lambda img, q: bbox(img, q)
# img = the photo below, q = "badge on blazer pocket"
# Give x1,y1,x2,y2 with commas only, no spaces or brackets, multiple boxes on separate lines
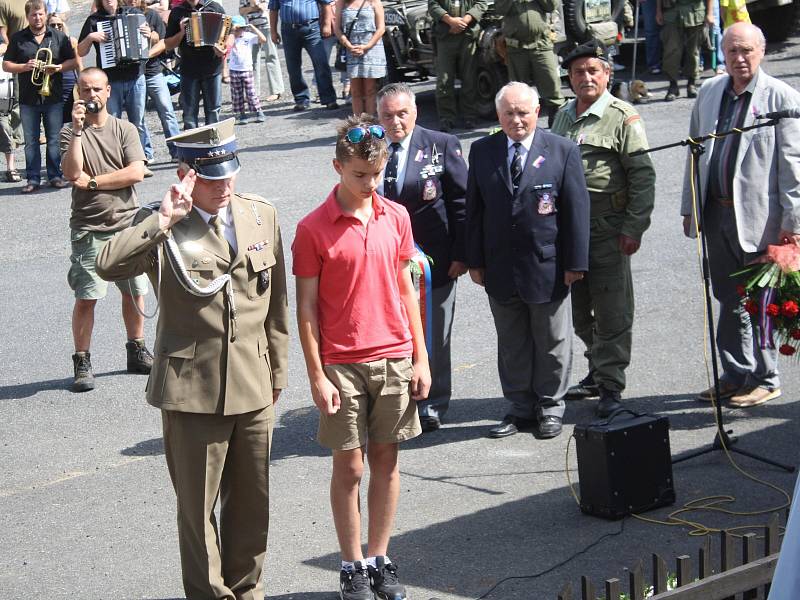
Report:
537,190,557,215
247,250,277,300
422,178,439,202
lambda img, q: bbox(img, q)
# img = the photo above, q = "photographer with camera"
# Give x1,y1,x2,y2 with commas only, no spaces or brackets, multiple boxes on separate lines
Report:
59,66,152,394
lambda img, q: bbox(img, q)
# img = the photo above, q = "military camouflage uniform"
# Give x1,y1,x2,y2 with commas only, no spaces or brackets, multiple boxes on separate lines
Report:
494,0,564,115
660,0,708,87
429,0,487,125
551,90,655,394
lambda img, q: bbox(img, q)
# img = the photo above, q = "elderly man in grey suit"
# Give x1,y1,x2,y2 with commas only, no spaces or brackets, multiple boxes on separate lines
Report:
681,22,800,408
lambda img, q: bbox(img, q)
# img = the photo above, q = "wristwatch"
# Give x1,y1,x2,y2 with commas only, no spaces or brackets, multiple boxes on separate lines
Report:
88,177,98,190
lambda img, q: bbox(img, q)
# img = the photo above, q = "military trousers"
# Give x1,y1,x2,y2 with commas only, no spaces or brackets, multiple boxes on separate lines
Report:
162,405,274,600
571,214,634,393
661,21,704,83
434,33,479,123
505,45,564,112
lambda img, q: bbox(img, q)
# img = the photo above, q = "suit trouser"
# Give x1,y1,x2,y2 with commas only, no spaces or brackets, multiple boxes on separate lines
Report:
417,279,457,419
571,215,634,393
162,405,274,600
488,293,570,419
434,33,479,123
505,45,564,112
661,20,703,83
704,200,779,389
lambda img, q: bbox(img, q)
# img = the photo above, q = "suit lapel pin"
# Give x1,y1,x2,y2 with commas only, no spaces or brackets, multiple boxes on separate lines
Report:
533,155,545,169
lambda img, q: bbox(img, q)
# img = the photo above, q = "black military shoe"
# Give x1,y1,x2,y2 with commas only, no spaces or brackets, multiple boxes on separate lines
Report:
72,352,95,393
664,80,679,102
566,373,600,400
420,415,441,433
126,339,153,374
339,561,371,600
686,80,698,98
596,388,624,418
368,557,407,600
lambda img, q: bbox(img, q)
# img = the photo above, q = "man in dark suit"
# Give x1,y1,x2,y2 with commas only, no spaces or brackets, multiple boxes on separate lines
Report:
466,81,590,439
377,82,468,433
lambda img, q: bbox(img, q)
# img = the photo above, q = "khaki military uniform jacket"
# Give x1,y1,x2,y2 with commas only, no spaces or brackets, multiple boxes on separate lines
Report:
551,90,656,241
96,193,289,416
429,0,487,39
494,0,556,49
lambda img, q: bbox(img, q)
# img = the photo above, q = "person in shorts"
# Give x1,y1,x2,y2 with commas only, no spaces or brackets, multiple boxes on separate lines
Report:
60,67,152,393
293,114,431,600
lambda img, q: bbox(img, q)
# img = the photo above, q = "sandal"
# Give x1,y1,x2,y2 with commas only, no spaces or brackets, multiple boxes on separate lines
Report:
266,93,281,101
5,169,21,183
21,183,39,193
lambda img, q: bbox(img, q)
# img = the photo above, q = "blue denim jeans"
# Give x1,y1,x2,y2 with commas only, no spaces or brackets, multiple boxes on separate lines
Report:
106,75,150,160
180,72,222,130
280,20,337,105
641,0,662,70
20,102,63,184
143,72,181,159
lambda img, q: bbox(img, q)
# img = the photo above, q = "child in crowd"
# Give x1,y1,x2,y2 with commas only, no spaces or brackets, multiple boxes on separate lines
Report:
292,115,431,600
228,15,267,124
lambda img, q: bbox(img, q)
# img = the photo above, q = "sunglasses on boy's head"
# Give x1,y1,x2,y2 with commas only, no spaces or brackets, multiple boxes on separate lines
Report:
345,125,386,144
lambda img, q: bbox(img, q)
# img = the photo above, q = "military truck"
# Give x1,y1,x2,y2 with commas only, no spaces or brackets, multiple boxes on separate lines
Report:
747,0,798,42
382,0,626,117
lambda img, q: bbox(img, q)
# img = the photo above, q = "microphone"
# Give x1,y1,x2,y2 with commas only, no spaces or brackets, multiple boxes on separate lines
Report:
755,108,800,120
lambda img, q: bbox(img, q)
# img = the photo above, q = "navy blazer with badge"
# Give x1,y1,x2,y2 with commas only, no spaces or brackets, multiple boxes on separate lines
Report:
380,126,468,288
466,129,590,304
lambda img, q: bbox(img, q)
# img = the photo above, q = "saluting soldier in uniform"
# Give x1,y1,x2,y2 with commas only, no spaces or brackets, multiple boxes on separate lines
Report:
428,0,486,131
96,118,289,600
494,0,564,124
551,41,656,417
656,0,714,100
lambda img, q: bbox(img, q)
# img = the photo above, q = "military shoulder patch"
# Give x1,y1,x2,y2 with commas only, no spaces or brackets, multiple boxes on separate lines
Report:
624,114,642,126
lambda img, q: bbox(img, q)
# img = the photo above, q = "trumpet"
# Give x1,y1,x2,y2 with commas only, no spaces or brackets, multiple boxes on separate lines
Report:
31,47,53,97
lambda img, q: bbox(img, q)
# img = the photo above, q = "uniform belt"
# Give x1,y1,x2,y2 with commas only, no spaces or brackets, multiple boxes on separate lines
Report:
289,18,318,28
589,191,621,215
716,197,734,207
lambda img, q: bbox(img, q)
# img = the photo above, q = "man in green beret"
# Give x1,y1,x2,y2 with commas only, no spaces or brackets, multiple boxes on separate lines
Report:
428,0,487,131
551,40,656,417
656,0,714,100
494,0,563,123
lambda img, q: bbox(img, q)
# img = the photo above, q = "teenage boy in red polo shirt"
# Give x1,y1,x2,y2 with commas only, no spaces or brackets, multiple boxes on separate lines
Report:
293,115,431,600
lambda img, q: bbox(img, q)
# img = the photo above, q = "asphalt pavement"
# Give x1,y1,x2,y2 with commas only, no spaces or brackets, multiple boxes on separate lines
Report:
1,5,799,599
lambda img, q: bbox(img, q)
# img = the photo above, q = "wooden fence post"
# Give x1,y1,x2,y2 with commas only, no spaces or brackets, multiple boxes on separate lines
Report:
699,535,712,580
558,581,573,600
742,532,758,600
581,575,595,600
676,555,691,588
605,578,620,600
721,530,736,600
627,561,644,600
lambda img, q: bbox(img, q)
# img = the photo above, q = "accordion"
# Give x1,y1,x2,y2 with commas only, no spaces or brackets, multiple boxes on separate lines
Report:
96,14,151,69
185,12,232,52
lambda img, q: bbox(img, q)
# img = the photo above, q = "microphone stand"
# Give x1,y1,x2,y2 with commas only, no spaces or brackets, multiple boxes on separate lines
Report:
631,119,795,472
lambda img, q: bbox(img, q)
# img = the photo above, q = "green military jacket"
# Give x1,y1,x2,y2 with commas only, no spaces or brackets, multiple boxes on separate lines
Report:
662,0,707,27
429,0,487,39
551,90,656,240
96,193,289,416
494,0,557,48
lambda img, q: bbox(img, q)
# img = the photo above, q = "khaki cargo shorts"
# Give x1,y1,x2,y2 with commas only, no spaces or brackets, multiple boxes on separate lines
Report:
318,357,422,451
68,229,149,300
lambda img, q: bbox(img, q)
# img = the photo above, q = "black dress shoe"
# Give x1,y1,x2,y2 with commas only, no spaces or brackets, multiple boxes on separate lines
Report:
489,415,536,438
566,372,600,400
420,415,441,433
596,388,623,418
538,415,563,439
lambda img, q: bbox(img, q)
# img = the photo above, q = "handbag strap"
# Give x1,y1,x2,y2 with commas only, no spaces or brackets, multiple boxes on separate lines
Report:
344,0,367,38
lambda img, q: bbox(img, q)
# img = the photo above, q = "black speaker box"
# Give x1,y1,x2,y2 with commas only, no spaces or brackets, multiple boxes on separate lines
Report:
574,412,676,520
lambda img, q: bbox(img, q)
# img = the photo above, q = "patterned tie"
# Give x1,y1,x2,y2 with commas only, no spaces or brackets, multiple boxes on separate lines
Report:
510,142,523,190
384,142,402,198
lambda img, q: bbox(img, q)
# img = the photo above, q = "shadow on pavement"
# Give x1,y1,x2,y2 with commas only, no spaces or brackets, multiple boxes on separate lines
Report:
0,370,127,400
121,437,165,457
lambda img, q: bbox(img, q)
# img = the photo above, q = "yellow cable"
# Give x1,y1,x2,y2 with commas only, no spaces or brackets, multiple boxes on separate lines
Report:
564,145,791,538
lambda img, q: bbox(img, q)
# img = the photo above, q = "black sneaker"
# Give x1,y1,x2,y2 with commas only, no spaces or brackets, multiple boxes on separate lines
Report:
72,352,95,392
126,340,153,374
368,557,407,600
566,372,600,399
340,561,371,600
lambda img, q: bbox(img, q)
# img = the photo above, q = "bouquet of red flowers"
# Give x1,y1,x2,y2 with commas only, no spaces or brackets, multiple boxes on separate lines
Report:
736,243,800,356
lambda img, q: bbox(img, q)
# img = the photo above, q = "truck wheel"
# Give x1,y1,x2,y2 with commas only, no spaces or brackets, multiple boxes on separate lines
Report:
563,0,627,42
750,2,798,42
475,62,508,118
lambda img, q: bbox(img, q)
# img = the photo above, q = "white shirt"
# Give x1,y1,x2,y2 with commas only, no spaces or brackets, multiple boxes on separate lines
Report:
387,131,414,196
195,205,238,254
507,130,535,172
228,32,259,72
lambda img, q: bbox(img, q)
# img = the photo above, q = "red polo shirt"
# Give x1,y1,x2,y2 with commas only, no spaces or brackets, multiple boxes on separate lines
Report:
292,186,417,365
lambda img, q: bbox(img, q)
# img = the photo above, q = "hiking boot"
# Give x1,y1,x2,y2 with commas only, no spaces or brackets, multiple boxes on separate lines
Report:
664,80,679,102
72,352,95,392
566,372,600,399
126,339,153,374
368,557,407,600
596,388,623,418
339,561,371,600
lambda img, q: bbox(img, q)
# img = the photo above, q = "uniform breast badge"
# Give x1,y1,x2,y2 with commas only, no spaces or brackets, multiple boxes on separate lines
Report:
422,178,437,201
537,191,556,214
